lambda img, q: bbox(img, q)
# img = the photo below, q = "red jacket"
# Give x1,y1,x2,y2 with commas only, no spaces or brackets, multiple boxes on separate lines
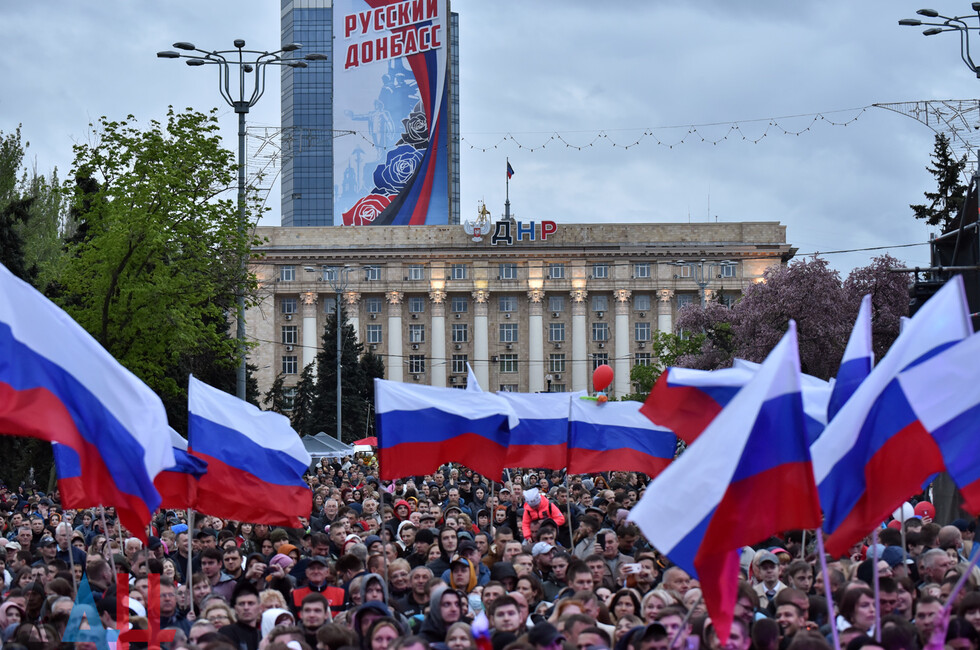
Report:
522,495,565,538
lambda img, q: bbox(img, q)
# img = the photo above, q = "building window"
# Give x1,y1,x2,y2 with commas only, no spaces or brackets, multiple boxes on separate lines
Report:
407,264,425,281
279,265,295,282
451,264,468,280
323,297,337,314
592,263,608,279
634,262,650,278
678,265,692,278
452,296,468,313
550,383,566,393
634,294,651,312
366,297,382,314
452,354,468,374
281,298,297,314
452,323,468,343
592,353,609,370
499,296,516,312
409,297,425,313
365,266,381,281
283,386,297,411
549,295,564,313
499,263,518,280
281,326,298,345
366,325,382,344
409,355,426,374
719,293,736,308
409,324,425,343
677,294,696,309
549,263,565,279
549,322,565,342
635,353,653,367
499,354,518,373
499,323,518,343
499,384,518,392
592,322,609,341
549,354,566,373
282,356,298,375
592,295,608,312
635,322,651,342
720,264,736,278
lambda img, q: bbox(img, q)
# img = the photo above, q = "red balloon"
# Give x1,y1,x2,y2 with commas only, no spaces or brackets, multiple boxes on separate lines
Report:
593,364,614,392
914,501,935,519
887,520,902,530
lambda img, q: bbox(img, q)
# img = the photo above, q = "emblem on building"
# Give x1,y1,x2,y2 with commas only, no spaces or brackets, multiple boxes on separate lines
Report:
463,201,492,242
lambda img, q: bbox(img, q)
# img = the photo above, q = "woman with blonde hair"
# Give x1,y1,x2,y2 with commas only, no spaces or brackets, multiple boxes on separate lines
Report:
641,589,677,623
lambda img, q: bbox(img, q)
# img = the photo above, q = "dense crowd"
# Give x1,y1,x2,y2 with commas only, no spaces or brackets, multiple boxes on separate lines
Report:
0,456,977,650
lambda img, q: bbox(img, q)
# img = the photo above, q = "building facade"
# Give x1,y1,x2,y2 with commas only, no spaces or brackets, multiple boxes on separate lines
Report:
246,222,794,403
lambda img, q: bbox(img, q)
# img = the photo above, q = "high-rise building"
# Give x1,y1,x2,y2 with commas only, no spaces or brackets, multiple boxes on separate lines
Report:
281,0,460,227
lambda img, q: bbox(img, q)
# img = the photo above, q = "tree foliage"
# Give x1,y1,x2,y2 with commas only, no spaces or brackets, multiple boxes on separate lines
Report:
911,133,968,231
622,330,705,401
676,256,909,379
55,108,256,407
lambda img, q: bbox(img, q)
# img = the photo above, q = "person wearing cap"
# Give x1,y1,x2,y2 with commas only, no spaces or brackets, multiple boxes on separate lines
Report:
629,622,670,650
522,488,565,542
447,555,479,593
406,528,435,569
292,556,346,615
440,540,489,588
36,535,57,564
752,551,786,609
529,621,566,650
532,541,556,578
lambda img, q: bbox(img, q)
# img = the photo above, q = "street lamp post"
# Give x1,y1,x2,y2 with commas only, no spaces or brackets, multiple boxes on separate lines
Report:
325,266,353,441
899,5,980,77
672,259,737,306
157,40,327,400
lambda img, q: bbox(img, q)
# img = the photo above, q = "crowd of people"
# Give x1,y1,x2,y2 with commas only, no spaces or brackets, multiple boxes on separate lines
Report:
0,455,977,650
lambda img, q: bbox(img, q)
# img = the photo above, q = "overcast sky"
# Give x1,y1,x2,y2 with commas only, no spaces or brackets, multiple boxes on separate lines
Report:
3,1,978,273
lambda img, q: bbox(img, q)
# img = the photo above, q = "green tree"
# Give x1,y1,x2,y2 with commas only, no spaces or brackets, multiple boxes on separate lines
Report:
55,108,257,410
911,133,968,231
621,330,705,401
264,372,289,414
291,363,319,436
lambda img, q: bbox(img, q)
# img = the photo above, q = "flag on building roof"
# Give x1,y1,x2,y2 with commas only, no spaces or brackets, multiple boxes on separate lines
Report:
375,378,517,480
507,161,515,179
187,376,312,527
568,398,676,477
629,322,821,645
827,294,874,421
812,276,972,556
0,262,173,538
501,391,584,470
154,428,208,510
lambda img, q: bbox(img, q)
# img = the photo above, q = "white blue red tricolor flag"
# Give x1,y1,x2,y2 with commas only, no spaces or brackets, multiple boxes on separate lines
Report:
568,398,676,477
827,294,874,421
501,390,586,470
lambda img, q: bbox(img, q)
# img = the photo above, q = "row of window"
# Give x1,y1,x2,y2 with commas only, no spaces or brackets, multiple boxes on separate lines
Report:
281,352,655,377
286,321,655,346
278,262,737,283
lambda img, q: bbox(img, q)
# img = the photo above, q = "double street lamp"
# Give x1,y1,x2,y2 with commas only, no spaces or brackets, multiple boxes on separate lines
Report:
157,40,327,400
900,6,980,76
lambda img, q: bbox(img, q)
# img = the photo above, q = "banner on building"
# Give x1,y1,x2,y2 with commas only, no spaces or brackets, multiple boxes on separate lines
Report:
333,0,450,226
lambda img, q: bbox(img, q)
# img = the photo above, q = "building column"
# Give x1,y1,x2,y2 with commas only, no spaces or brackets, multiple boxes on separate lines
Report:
657,289,674,335
527,289,545,393
301,291,318,372
472,289,490,390
344,291,361,343
386,291,404,382
570,288,588,392
429,290,448,388
613,289,631,399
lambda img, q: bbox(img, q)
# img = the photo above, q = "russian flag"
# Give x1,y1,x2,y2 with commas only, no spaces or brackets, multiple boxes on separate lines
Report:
155,428,208,510
501,391,585,470
567,399,676,477
0,262,173,538
629,322,821,644
894,332,980,512
827,294,874,421
187,376,312,527
812,276,972,556
375,378,518,480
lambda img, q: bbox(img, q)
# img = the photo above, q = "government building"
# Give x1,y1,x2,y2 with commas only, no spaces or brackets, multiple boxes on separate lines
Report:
246,221,794,402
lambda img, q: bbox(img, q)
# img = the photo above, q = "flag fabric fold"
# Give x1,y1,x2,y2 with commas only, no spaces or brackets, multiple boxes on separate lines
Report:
506,161,515,179
827,294,874,421
629,322,821,645
0,262,173,537
568,399,676,477
154,428,208,510
501,391,585,470
466,363,483,392
187,376,311,527
375,378,518,480
812,276,972,555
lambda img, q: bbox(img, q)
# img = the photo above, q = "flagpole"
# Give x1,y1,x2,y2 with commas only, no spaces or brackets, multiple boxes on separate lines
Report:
872,527,881,642
100,506,117,577
64,523,78,595
504,158,511,221
564,472,575,551
187,509,195,611
800,530,807,559
816,529,841,650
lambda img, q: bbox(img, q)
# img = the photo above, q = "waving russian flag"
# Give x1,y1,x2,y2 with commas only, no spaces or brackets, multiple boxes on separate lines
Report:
827,294,874,421
501,391,584,470
155,428,208,510
187,376,311,527
0,263,173,538
629,322,821,644
813,276,972,556
375,378,518,480
568,399,676,477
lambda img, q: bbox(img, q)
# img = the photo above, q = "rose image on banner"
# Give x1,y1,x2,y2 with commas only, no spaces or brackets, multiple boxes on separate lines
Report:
343,194,394,226
373,145,424,196
397,102,428,150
